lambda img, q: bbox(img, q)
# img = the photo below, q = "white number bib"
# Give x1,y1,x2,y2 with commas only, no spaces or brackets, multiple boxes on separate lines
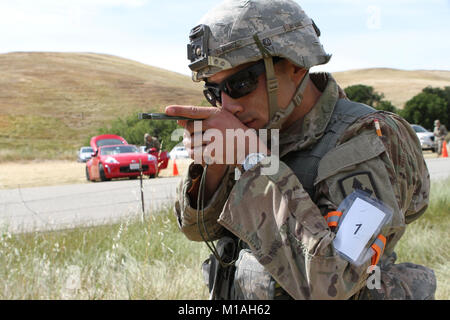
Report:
332,191,393,265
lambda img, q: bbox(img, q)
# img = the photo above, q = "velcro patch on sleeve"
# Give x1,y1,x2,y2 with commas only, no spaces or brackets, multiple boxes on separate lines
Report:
338,171,380,199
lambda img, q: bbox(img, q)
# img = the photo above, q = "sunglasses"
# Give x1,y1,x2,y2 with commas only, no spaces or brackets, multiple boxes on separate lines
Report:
203,57,281,107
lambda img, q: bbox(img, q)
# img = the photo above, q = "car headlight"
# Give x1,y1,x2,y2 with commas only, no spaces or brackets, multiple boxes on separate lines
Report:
148,154,156,161
105,157,119,164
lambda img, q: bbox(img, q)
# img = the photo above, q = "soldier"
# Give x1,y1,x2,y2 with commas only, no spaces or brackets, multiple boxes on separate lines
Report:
168,0,436,299
433,119,448,156
144,133,161,152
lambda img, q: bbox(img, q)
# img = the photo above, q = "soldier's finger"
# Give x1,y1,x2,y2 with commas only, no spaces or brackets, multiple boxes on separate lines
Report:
166,105,217,120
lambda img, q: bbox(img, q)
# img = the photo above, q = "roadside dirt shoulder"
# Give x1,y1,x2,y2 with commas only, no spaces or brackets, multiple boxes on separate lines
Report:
0,159,191,189
0,160,88,189
0,152,437,190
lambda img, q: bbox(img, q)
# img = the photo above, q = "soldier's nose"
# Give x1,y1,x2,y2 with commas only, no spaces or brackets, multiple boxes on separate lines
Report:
221,93,244,117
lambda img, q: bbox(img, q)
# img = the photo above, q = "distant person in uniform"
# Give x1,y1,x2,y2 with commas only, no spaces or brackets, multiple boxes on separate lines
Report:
433,120,448,156
144,133,161,152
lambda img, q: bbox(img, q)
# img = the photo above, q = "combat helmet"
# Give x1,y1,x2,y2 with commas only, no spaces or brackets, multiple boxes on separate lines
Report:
187,0,331,129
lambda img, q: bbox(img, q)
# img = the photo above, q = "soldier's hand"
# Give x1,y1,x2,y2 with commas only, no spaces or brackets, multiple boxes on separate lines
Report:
165,105,269,167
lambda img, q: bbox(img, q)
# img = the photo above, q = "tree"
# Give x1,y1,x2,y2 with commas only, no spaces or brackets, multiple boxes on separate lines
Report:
375,100,397,113
90,112,182,151
344,84,398,113
401,92,447,130
344,85,384,107
421,86,450,129
422,86,450,103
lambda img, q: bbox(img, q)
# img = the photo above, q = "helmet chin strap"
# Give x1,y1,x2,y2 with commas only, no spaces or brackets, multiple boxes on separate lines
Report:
253,34,310,131
265,70,309,130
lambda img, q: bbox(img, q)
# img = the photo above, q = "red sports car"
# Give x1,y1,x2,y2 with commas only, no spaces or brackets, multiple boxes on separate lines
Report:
86,144,158,181
90,134,128,153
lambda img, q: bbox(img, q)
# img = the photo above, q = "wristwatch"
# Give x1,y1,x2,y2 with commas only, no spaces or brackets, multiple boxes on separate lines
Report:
242,153,268,172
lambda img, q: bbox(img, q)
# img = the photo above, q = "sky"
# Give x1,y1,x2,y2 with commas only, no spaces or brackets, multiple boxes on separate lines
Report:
0,0,449,76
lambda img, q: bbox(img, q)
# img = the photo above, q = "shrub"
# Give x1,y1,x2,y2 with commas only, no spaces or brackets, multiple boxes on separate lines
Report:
88,111,183,151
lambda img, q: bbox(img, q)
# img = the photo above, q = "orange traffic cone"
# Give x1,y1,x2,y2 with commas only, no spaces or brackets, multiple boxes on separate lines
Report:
442,141,448,158
173,159,179,176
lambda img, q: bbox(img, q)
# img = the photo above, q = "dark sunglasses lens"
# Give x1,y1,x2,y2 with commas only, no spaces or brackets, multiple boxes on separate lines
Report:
225,72,259,99
203,60,269,104
203,88,220,107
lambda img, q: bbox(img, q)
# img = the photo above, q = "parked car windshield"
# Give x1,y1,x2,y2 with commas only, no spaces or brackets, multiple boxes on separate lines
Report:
100,146,139,155
411,125,428,133
97,139,125,147
81,147,93,153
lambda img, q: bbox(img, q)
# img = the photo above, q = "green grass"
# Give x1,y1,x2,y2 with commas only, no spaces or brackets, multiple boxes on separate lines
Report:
0,180,448,300
0,209,209,299
395,178,450,300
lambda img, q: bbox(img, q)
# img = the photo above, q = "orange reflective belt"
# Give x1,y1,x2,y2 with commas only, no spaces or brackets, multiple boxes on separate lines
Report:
370,234,386,266
324,211,343,228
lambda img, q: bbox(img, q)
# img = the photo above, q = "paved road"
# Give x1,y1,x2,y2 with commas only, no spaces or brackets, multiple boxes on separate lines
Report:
425,157,450,181
1,158,448,234
0,177,181,234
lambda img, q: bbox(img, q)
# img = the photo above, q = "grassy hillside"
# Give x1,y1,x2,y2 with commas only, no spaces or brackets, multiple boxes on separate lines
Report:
332,68,450,109
1,52,449,162
0,52,204,161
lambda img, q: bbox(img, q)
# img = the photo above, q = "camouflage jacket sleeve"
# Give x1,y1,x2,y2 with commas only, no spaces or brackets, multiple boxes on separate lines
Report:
217,112,430,300
174,163,236,241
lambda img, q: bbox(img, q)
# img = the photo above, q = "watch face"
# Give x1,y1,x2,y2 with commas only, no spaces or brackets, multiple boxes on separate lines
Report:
243,153,266,171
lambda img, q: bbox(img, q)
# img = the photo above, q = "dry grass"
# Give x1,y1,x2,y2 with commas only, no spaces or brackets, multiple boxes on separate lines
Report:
0,160,88,189
1,53,449,162
0,158,192,189
0,178,447,300
0,209,210,299
333,68,450,109
395,178,450,300
0,52,204,162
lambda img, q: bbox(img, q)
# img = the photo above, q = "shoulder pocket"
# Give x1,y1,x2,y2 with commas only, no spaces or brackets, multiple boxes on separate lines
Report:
314,131,395,209
315,132,386,184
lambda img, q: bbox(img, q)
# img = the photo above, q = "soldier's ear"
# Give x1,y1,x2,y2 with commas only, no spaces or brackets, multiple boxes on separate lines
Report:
290,64,307,87
275,59,306,89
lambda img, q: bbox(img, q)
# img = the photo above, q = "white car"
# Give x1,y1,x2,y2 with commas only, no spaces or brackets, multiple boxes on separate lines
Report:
169,145,189,159
411,124,437,152
139,146,147,153
77,146,94,162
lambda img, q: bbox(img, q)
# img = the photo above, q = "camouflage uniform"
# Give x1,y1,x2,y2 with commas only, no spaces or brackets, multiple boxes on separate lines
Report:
175,0,436,300
175,73,435,299
433,121,448,156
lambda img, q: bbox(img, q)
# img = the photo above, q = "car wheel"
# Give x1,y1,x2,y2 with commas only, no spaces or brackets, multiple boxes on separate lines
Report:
148,174,156,179
85,166,91,181
99,164,110,182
